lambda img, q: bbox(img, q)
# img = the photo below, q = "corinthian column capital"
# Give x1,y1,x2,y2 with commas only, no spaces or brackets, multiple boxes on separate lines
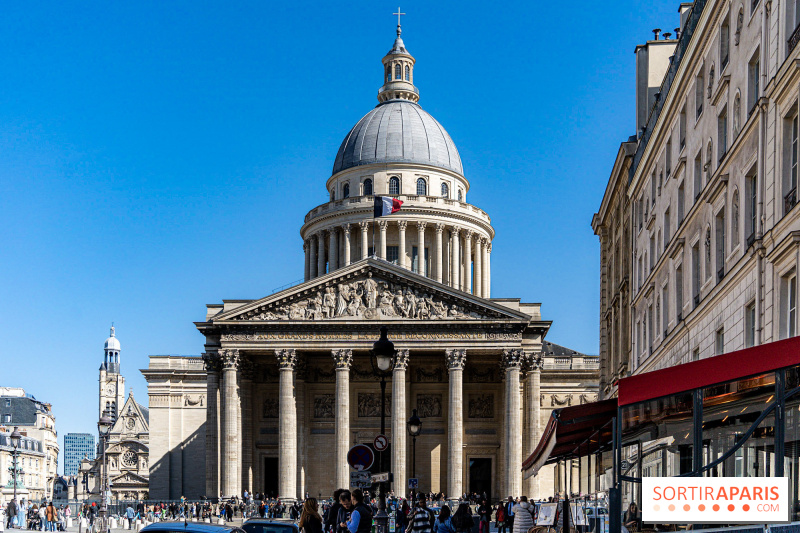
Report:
275,349,297,370
445,349,467,370
378,219,388,230
359,220,370,231
451,226,461,238
394,349,410,371
464,229,474,240
526,351,544,371
501,349,524,370
220,349,240,369
202,352,222,373
417,221,427,231
434,223,445,234
332,349,353,369
341,223,351,234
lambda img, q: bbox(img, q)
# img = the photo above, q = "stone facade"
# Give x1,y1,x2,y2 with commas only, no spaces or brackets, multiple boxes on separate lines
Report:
595,0,800,386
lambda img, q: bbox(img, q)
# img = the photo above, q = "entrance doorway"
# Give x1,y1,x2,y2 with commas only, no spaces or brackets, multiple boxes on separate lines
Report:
264,457,278,498
469,458,492,499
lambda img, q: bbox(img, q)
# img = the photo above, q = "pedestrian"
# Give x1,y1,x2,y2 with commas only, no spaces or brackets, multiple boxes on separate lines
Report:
6,499,17,529
504,498,515,533
451,503,473,533
341,490,371,533
510,498,533,533
406,493,433,533
46,502,57,532
395,500,409,533
476,499,491,533
126,505,136,530
494,502,505,533
324,490,343,533
299,498,323,533
433,505,454,533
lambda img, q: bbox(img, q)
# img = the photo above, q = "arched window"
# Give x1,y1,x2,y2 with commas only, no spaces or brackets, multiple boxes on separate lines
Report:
441,182,450,198
389,176,400,195
343,183,350,198
364,178,373,196
416,178,427,195
405,65,410,81
330,190,335,202
395,64,401,81
458,189,463,202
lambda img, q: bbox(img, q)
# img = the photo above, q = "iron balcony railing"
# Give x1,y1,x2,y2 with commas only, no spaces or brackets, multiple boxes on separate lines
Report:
717,266,725,283
630,0,709,183
694,294,700,307
785,188,797,215
747,232,756,247
789,23,800,54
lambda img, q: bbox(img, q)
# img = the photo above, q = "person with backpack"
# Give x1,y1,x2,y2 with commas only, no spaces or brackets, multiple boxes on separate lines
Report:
451,503,473,533
406,493,434,533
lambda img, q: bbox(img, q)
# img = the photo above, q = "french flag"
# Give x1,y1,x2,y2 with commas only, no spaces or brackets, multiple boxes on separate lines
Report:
374,196,403,217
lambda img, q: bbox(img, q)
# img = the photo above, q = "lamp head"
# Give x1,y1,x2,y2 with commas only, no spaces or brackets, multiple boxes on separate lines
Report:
10,426,21,448
407,409,422,437
373,326,395,372
98,415,113,436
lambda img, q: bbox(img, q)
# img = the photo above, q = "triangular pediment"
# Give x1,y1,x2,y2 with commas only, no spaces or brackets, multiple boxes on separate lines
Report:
111,471,148,485
110,394,149,435
211,258,531,323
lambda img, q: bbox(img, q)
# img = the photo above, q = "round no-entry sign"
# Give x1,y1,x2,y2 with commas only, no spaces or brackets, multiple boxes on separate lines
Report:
347,444,375,471
374,434,388,451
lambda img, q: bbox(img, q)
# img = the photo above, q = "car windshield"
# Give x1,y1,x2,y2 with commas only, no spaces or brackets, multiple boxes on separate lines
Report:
242,524,296,533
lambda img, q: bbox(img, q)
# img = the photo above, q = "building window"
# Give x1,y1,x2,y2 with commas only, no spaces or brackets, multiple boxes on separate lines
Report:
651,172,656,204
745,301,756,347
386,66,391,82
676,265,683,319
746,169,758,244
441,182,449,198
693,347,700,361
678,181,685,225
412,246,429,276
457,189,463,202
720,17,730,69
716,209,726,282
416,178,427,196
343,183,350,199
650,235,655,269
696,69,705,119
664,207,671,244
782,273,798,339
731,189,740,246
4,399,9,407
662,285,669,335
330,190,335,202
395,64,401,80
694,151,703,201
786,113,799,215
386,245,399,265
405,65,410,81
389,176,400,195
715,326,725,355
748,52,760,115
679,105,687,150
718,106,728,161
666,139,672,177
2,414,10,423
363,178,373,196
692,243,701,305
647,304,653,353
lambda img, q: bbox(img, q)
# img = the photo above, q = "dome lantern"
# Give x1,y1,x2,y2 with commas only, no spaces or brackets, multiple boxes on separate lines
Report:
378,12,419,104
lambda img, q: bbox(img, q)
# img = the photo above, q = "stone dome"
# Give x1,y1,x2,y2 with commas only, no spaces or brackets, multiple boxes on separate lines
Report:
332,100,463,176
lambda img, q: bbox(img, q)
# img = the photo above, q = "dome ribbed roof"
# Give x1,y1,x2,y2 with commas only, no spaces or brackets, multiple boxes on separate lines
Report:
332,100,463,176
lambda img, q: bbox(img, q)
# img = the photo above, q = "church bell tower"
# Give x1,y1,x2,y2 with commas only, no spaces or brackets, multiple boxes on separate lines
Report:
98,325,125,421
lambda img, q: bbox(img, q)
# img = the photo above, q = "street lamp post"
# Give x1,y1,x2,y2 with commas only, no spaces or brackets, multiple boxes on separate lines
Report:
371,326,395,533
406,410,421,497
97,416,113,533
10,427,22,505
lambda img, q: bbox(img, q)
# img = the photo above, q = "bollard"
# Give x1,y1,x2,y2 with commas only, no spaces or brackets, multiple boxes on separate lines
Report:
217,518,225,526
110,518,117,529
67,518,73,529
204,518,211,524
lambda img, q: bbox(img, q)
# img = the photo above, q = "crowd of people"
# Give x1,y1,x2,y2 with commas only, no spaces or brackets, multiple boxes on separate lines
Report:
4,500,70,531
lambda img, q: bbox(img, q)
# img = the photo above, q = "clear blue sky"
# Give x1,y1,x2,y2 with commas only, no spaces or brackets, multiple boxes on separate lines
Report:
0,1,677,472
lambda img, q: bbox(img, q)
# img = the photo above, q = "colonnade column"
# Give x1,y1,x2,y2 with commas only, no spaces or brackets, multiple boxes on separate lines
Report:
342,223,352,267
328,229,338,271
276,349,298,501
239,355,254,495
360,221,370,259
379,220,388,260
398,220,407,269
417,222,427,275
203,353,222,499
524,352,543,498
309,236,317,279
474,238,483,297
304,242,310,282
317,232,326,276
391,350,410,496
220,348,241,499
464,230,473,293
435,223,444,283
486,243,492,297
446,349,467,499
450,227,461,290
333,349,353,489
502,349,523,498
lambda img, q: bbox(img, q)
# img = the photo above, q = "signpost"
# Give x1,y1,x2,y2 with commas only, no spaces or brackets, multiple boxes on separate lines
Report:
408,478,418,489
370,472,393,484
350,471,372,489
347,444,375,472
374,434,389,452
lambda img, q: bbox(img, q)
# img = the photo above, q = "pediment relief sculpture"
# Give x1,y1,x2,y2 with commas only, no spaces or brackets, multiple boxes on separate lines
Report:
224,272,499,322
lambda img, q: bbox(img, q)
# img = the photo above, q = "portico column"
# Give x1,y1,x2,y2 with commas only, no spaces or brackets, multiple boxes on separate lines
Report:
464,230,473,293
450,227,461,290
417,222,427,275
317,231,326,276
239,355,254,495
524,352,544,498
328,228,338,271
379,220,388,260
202,353,221,499
276,349,298,501
220,348,241,499
446,349,467,499
435,223,444,283
474,238,483,297
333,349,353,489
391,350,410,495
342,223,352,267
502,349,523,498
486,243,492,297
360,221,370,259
309,236,318,279
304,242,310,282
398,220,408,269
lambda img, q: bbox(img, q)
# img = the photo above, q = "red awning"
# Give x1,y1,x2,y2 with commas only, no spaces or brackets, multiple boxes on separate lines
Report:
618,335,800,407
521,398,617,477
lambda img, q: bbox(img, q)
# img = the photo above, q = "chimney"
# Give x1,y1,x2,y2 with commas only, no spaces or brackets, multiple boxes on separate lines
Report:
653,28,661,40
675,27,681,40
635,37,678,133
679,3,693,33
663,32,672,39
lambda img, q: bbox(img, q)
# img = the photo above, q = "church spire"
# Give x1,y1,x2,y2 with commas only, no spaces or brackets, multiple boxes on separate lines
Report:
378,8,419,104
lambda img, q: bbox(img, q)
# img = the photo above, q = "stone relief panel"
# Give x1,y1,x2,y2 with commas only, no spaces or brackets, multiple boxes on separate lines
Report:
468,394,494,419
550,394,572,407
416,394,442,418
226,271,498,321
183,394,205,407
314,394,335,419
262,397,279,418
579,393,597,405
357,393,392,417
466,367,497,383
414,366,444,383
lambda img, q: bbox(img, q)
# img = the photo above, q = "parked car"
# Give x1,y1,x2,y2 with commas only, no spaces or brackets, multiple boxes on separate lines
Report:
242,518,301,533
141,523,245,533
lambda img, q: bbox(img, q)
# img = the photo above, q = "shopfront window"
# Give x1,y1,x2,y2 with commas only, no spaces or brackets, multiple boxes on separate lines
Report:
785,365,800,521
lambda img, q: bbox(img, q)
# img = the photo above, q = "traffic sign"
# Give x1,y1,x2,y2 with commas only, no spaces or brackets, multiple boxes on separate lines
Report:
370,472,393,483
620,460,630,471
374,434,389,451
408,478,418,489
350,471,371,489
347,444,375,471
